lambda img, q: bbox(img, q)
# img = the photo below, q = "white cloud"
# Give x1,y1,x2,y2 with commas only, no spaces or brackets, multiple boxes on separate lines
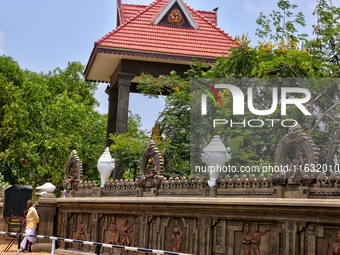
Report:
0,30,5,55
242,0,271,14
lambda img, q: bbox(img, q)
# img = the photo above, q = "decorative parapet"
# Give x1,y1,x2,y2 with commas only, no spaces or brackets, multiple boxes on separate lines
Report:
78,181,97,191
73,174,281,198
308,172,340,197
104,179,138,191
216,174,273,189
315,172,340,188
72,172,340,198
159,176,207,190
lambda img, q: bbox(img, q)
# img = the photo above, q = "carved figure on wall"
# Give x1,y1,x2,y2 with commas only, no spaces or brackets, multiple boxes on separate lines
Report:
274,124,319,185
242,223,252,255
326,230,340,255
289,149,305,179
108,216,119,254
172,219,182,252
63,150,83,191
76,216,85,250
68,167,78,189
137,139,164,187
120,219,130,255
147,161,157,179
251,222,270,255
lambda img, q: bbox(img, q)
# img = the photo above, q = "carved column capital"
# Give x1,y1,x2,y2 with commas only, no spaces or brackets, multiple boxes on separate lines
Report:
105,85,118,97
112,72,135,87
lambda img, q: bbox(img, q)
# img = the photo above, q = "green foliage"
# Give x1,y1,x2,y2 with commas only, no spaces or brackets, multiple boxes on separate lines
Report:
309,0,340,74
109,112,149,180
134,0,340,175
0,56,106,190
138,71,191,176
255,0,307,42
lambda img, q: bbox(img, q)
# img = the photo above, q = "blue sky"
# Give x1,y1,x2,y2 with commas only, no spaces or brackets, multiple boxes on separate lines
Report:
1,0,338,130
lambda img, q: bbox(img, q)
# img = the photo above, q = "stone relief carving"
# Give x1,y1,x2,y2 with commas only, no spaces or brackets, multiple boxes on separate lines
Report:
289,149,305,179
76,216,85,250
242,223,252,255
172,219,183,252
326,230,340,255
120,219,130,255
107,216,119,254
251,222,270,255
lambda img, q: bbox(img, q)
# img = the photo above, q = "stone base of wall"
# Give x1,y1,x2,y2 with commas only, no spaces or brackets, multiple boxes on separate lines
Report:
32,243,55,253
54,247,98,255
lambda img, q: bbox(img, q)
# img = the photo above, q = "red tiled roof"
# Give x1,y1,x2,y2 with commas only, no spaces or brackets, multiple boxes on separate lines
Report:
196,10,217,25
97,0,237,59
121,3,217,25
121,4,148,23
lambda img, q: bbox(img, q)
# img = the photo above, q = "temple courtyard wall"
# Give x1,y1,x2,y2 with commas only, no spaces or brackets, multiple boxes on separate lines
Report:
29,184,340,255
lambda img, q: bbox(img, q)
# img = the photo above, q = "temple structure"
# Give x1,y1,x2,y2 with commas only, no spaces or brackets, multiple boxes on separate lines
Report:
84,0,237,147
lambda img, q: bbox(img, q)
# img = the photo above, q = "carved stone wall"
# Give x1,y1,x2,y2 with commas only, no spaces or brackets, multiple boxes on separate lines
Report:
52,197,340,255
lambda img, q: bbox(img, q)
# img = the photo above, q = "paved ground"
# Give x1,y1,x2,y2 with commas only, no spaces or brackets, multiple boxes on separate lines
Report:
0,244,51,254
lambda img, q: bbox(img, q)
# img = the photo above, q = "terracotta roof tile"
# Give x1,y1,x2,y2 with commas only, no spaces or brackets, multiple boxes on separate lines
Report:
97,0,237,58
196,10,217,25
121,4,148,22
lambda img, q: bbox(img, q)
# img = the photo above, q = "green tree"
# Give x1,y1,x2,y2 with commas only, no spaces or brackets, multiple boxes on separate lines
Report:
95,0,340,180
0,56,107,189
138,71,190,176
137,0,340,173
201,0,340,166
109,112,149,180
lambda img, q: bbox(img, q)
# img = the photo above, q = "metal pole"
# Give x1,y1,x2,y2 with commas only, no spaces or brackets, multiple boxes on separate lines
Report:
17,235,21,255
96,245,101,255
51,239,56,255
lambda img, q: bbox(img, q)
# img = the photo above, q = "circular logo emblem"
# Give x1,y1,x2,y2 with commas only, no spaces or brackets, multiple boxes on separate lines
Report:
168,8,183,24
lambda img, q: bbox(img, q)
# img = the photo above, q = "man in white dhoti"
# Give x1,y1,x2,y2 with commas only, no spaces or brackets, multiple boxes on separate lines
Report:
20,200,39,253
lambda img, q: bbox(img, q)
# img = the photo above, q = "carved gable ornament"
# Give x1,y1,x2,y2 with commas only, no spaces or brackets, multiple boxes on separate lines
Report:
138,139,164,186
63,150,83,191
152,0,199,29
274,124,319,183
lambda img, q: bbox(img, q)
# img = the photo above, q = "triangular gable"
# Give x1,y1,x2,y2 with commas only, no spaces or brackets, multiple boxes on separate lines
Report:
152,0,199,29
117,0,124,26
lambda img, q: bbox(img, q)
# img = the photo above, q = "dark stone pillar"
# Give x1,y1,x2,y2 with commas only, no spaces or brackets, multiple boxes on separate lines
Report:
105,86,118,148
107,72,135,180
106,72,135,148
116,72,135,134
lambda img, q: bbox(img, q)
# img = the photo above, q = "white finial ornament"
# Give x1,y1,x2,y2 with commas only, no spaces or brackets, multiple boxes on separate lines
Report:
36,182,56,197
202,135,232,188
97,147,115,187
